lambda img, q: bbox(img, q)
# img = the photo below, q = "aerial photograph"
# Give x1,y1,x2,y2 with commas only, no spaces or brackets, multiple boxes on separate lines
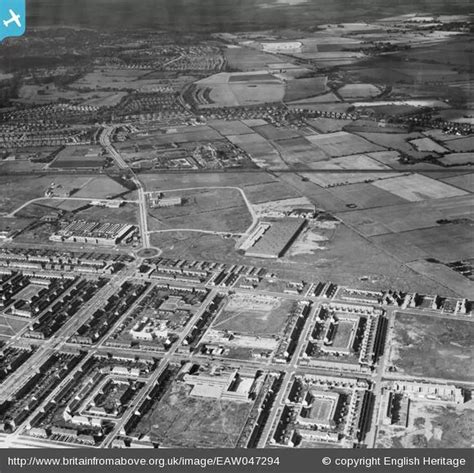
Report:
0,0,472,456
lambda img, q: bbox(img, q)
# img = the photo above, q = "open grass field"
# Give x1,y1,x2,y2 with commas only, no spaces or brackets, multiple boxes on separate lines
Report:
338,83,381,100
148,188,252,233
212,294,293,336
439,153,474,166
372,174,467,202
331,320,356,350
0,175,93,214
146,382,252,447
196,72,285,107
336,194,474,236
305,132,384,157
389,312,474,382
0,314,30,337
70,68,159,91
376,401,474,448
70,176,132,199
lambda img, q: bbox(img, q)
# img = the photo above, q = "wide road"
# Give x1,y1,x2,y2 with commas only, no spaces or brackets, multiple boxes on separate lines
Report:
100,126,151,249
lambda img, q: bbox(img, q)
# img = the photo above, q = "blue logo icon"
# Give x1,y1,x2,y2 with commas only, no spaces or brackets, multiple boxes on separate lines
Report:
1,0,25,41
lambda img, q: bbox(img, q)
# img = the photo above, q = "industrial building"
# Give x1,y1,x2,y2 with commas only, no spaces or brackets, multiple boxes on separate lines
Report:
245,218,306,259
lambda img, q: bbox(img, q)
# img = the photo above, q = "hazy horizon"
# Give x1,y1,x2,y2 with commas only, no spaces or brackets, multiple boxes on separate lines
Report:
27,0,472,32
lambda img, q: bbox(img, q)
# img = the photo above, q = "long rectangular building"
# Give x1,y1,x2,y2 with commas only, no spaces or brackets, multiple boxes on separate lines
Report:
245,218,306,259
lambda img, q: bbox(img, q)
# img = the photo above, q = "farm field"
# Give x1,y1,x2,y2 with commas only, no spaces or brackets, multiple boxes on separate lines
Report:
336,194,474,236
283,76,328,102
288,92,341,105
444,136,474,153
389,313,474,382
242,181,302,204
300,154,397,187
438,153,474,166
212,294,293,336
305,131,384,157
372,174,468,202
226,133,285,168
224,46,290,71
370,224,473,263
273,137,328,166
208,119,254,136
147,188,252,233
143,382,252,447
327,182,407,209
306,117,353,133
49,145,107,169
140,172,276,192
355,132,433,161
441,173,474,193
376,401,474,449
409,137,448,154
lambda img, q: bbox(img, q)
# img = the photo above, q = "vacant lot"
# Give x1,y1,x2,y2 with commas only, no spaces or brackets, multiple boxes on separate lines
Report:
377,401,474,449
389,313,474,382
146,382,252,447
373,174,467,202
212,294,293,336
148,188,252,233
